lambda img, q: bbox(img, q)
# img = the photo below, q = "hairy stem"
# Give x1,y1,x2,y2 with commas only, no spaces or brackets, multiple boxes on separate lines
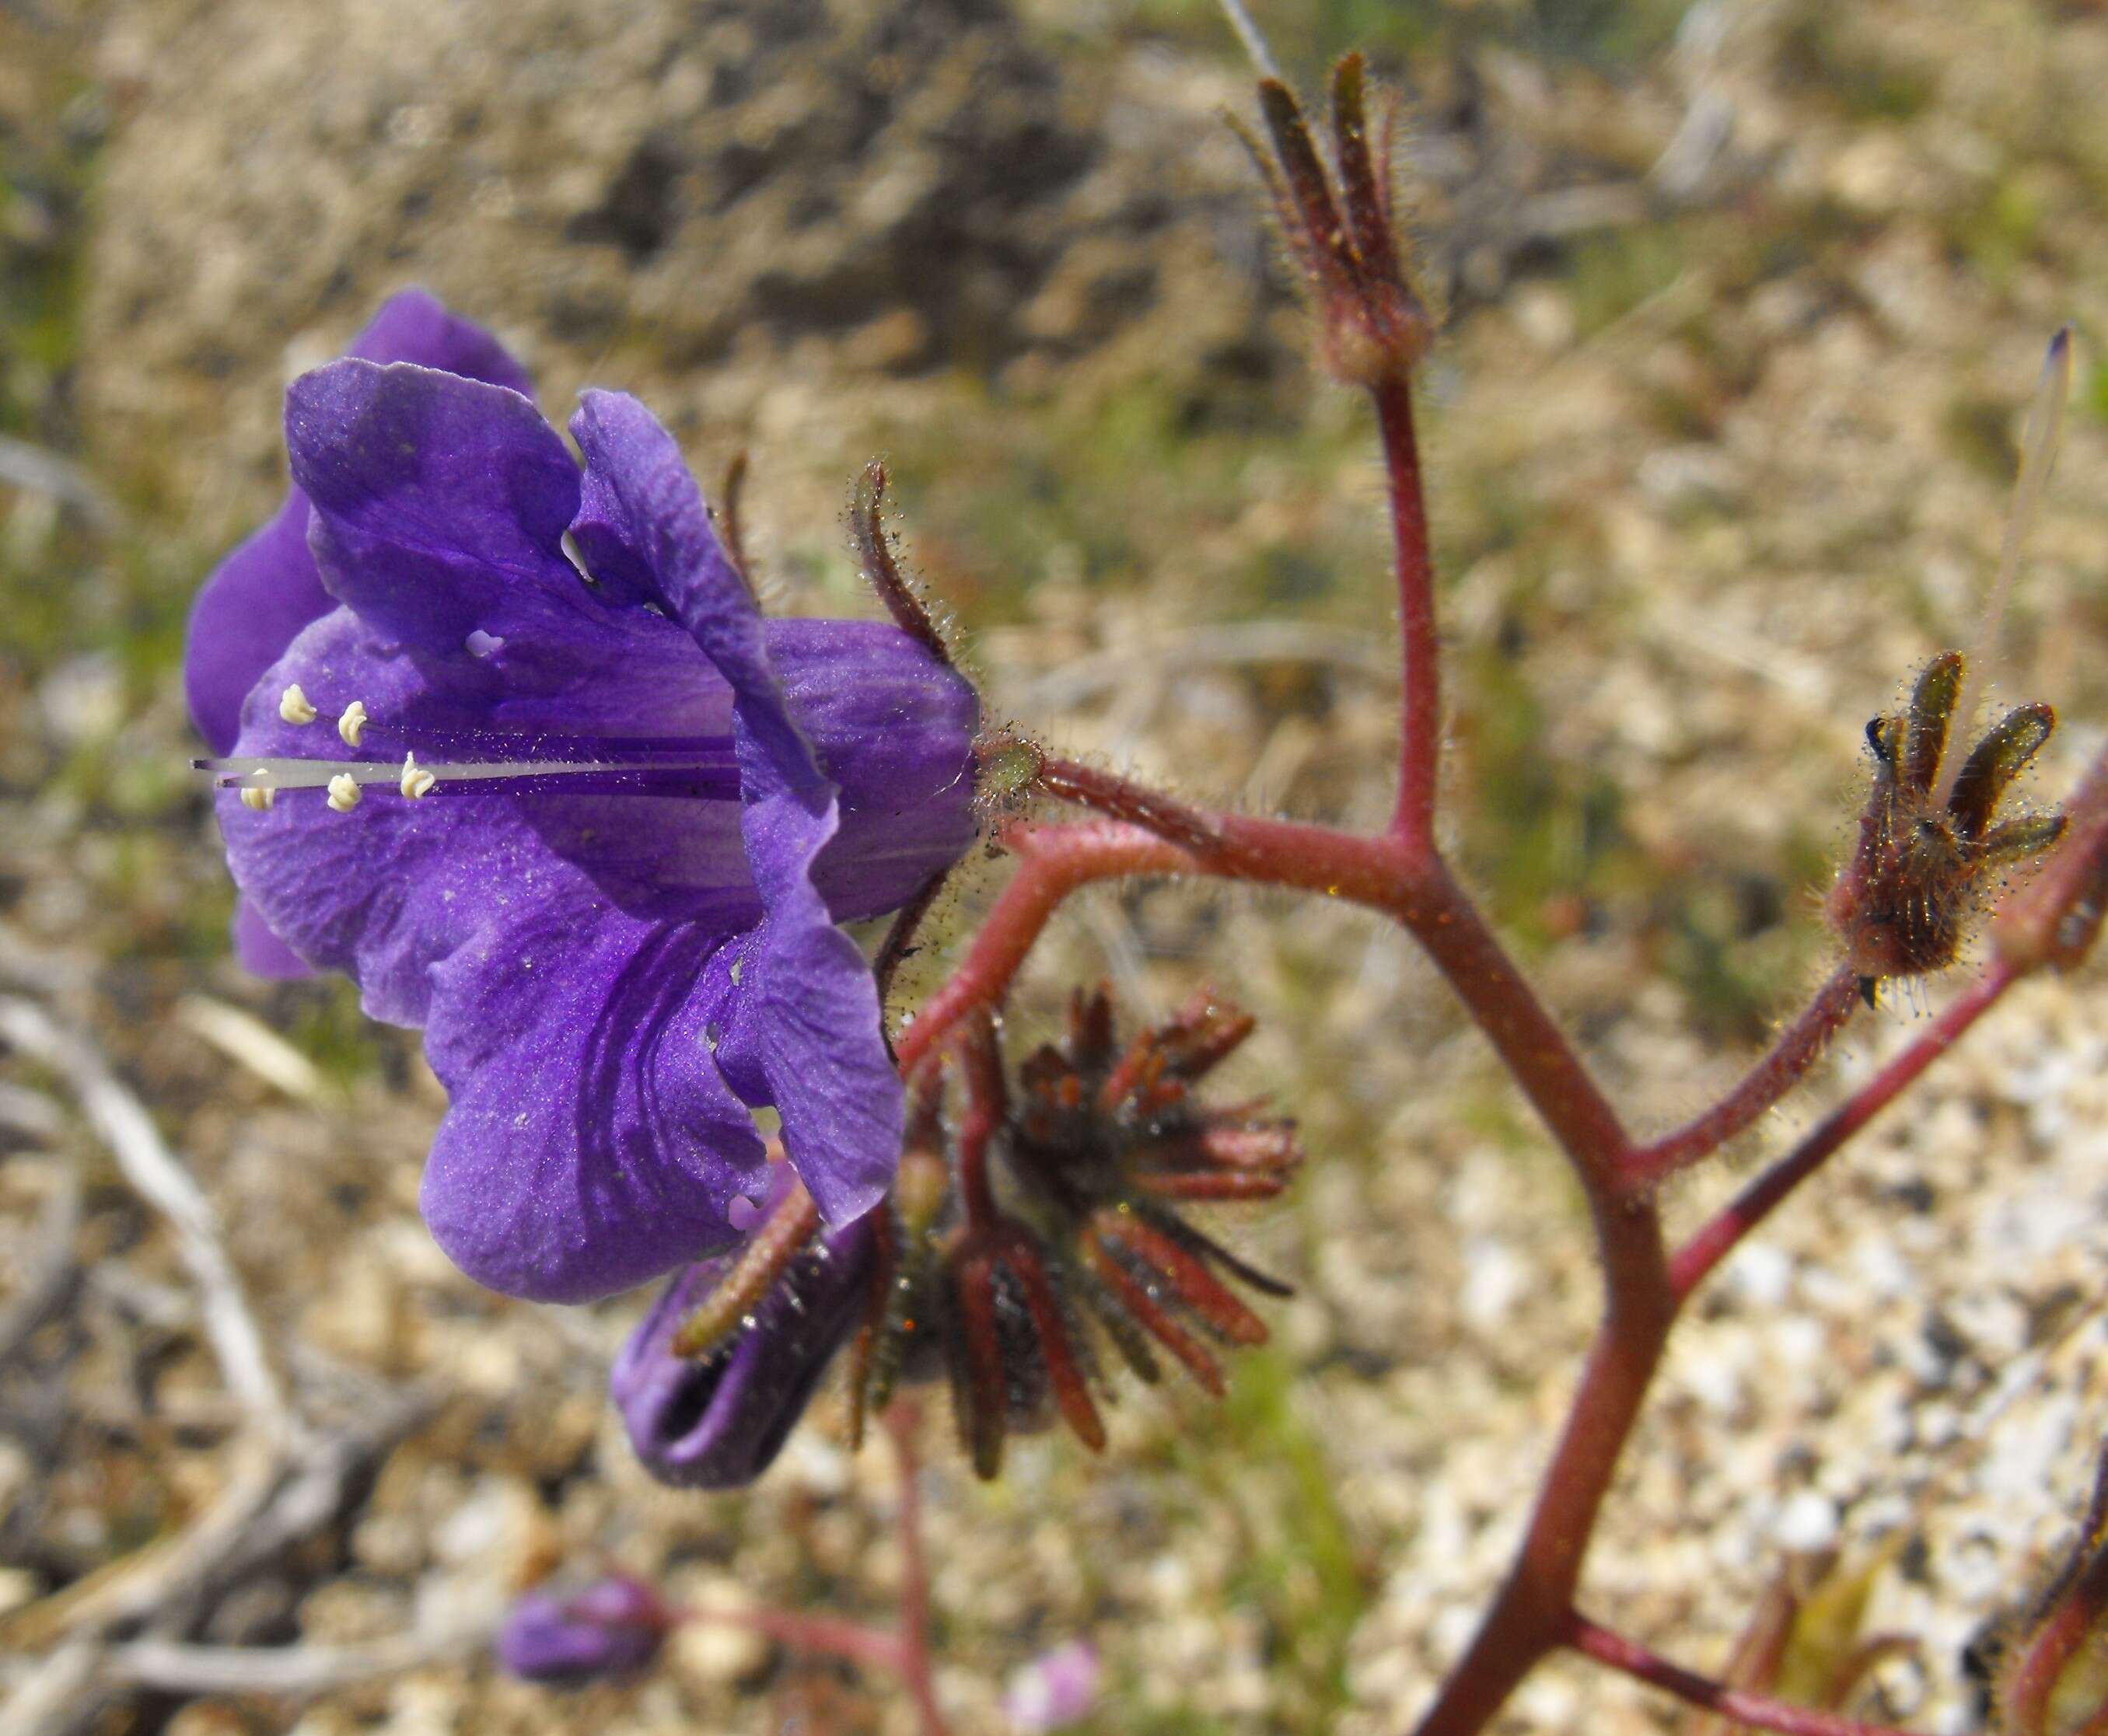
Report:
904,812,1628,1186
1670,959,2020,1301
876,868,953,1018
1564,1615,1917,1736
1413,1203,1674,1736
1622,967,1862,1190
895,823,1188,1074
1035,754,1223,855
1376,375,1442,850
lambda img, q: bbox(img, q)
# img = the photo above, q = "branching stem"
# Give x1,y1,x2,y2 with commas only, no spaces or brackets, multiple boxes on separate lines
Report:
1564,1615,1917,1736
1669,958,2019,1301
885,84,2091,1735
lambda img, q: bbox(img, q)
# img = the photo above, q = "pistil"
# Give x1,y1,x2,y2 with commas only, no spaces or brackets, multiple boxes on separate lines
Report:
196,715,744,809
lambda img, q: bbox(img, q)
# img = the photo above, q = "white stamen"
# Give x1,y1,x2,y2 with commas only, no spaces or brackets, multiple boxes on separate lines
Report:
400,752,437,800
278,683,318,725
239,785,274,812
327,774,362,812
198,754,719,791
337,700,369,748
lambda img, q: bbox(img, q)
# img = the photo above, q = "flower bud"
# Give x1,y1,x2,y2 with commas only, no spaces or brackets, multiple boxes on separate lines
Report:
612,1214,876,1488
495,1575,671,1687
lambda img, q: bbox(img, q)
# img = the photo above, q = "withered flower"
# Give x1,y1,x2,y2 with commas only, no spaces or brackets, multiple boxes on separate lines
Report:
852,990,1303,1479
1236,54,1433,386
615,988,1303,1486
1828,650,2064,1004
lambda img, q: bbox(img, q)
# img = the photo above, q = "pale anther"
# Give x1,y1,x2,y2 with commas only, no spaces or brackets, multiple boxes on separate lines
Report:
400,752,437,800
278,683,318,725
239,785,274,812
337,700,369,748
327,774,362,812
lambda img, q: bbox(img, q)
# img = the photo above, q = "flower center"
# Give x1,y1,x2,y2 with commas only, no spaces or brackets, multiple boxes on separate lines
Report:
196,685,741,813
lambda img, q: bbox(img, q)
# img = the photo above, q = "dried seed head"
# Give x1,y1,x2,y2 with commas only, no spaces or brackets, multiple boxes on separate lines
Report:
848,990,1303,1479
1827,651,2064,998
1235,56,1435,386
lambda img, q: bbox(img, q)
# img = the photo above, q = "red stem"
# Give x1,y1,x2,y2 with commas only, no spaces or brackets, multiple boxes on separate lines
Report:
1622,967,1862,1191
1669,959,2019,1301
720,1605,907,1676
896,823,1187,1074
1413,1203,1675,1736
708,1403,950,1735
1376,375,1441,849
902,814,1630,1189
1035,754,1223,855
885,1400,951,1736
1564,1614,1917,1736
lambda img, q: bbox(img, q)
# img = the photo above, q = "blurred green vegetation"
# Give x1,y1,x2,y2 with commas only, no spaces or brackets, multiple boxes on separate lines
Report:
1094,1345,1371,1732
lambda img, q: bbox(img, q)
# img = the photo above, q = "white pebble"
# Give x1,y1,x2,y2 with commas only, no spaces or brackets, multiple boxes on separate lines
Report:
1774,1489,1839,1553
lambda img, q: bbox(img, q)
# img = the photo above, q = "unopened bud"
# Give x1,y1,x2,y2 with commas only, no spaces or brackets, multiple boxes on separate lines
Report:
495,1575,671,1687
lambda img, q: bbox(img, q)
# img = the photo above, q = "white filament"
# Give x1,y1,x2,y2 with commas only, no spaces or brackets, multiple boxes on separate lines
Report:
200,754,712,791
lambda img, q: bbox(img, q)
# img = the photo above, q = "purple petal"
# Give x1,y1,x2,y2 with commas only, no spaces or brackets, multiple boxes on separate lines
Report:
768,619,980,922
704,833,903,1228
568,393,905,1226
186,494,332,756
611,1214,876,1487
568,391,828,806
230,896,313,980
290,361,593,654
348,287,533,400
1005,1641,1103,1732
184,292,531,754
418,910,767,1303
224,620,776,1302
219,608,753,1025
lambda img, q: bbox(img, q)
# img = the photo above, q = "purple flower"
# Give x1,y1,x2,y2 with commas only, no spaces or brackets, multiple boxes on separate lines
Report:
612,1205,876,1487
495,1575,671,1686
187,292,978,1304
